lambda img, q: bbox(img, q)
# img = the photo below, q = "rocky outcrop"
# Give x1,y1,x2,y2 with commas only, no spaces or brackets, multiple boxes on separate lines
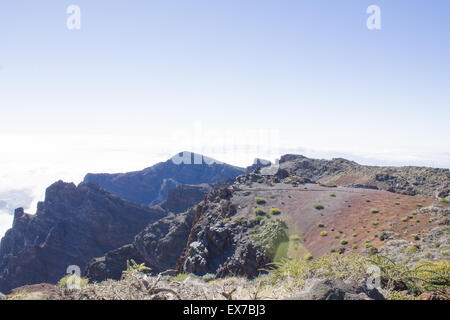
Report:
84,152,245,206
379,206,450,266
85,178,239,282
287,279,386,300
176,188,271,278
85,208,197,282
159,184,211,214
0,181,167,293
279,155,450,197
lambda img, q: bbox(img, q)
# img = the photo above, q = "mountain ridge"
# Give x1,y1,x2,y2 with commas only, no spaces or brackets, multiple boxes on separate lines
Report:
83,151,246,206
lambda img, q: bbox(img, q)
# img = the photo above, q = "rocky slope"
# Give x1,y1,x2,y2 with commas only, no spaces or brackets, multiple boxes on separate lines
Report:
84,152,245,206
2,153,449,298
0,181,167,293
278,155,449,197
85,184,219,282
84,155,449,283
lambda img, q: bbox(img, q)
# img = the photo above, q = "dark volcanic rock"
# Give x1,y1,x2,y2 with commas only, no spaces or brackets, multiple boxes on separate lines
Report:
84,152,245,206
279,155,450,197
85,244,146,282
159,184,211,214
176,188,270,278
0,181,166,293
85,178,237,282
86,208,197,281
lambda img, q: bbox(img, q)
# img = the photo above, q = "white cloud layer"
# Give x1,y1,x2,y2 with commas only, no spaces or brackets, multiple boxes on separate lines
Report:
0,131,448,239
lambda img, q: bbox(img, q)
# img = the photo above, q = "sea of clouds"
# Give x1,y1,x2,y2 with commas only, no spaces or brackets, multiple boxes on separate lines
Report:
0,131,448,239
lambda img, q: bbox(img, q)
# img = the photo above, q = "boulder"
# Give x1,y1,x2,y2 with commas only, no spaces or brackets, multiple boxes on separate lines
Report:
287,279,385,300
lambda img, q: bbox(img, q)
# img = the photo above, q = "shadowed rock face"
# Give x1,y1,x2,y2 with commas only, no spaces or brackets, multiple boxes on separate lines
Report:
176,187,271,279
0,181,167,293
85,208,197,282
159,184,211,214
84,152,245,206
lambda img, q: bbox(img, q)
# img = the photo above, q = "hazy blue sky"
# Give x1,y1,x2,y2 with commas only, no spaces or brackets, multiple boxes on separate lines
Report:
0,1,449,235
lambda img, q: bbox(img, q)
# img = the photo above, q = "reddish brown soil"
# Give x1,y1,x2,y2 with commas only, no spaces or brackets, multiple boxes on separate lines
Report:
231,183,438,258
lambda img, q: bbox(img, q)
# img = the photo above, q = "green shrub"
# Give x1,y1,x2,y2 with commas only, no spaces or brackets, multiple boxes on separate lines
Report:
254,208,267,216
401,216,409,222
439,198,449,204
365,243,372,248
234,217,245,225
202,273,216,282
352,233,357,237
340,239,348,245
267,254,450,298
251,219,289,258
368,256,450,296
58,274,89,289
352,244,358,249
222,218,230,224
320,182,337,188
416,203,423,208
172,273,190,282
329,193,336,197
290,235,300,241
254,197,267,204
122,259,151,279
370,208,380,214
320,231,328,237
366,199,371,203
304,253,313,261
253,216,264,224
404,245,420,254
314,204,324,210
270,208,281,215
316,222,325,228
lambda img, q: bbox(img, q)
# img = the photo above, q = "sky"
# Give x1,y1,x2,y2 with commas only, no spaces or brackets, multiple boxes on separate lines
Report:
0,1,449,236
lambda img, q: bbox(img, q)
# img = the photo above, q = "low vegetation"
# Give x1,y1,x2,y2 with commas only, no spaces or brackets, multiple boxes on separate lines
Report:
254,208,266,216
270,208,281,215
58,274,89,290
266,254,450,299
251,219,289,258
254,197,267,205
320,182,337,188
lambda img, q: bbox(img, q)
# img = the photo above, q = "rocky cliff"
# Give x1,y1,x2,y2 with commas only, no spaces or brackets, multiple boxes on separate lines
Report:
0,181,166,293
